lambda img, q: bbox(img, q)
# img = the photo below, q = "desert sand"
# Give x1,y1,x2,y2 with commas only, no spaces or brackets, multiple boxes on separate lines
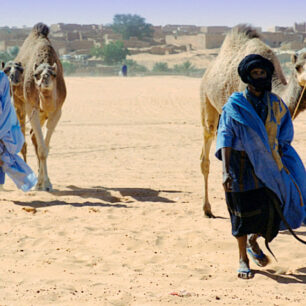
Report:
0,76,305,305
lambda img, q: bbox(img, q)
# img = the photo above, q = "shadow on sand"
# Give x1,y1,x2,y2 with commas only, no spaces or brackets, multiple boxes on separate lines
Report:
255,267,306,284
13,185,184,208
13,200,129,209
279,227,306,237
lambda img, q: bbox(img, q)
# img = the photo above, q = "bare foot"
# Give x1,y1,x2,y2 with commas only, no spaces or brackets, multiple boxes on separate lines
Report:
238,259,254,279
247,234,269,267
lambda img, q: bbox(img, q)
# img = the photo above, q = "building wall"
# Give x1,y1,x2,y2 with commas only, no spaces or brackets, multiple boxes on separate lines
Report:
165,33,225,49
203,33,226,48
165,34,200,48
261,32,303,47
294,22,306,33
200,26,230,33
0,41,6,51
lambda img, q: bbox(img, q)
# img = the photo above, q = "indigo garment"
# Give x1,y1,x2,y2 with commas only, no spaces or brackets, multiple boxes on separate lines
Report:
226,188,281,240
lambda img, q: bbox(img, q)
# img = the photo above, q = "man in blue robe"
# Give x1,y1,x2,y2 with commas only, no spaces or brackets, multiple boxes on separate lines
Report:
0,70,37,191
215,54,306,279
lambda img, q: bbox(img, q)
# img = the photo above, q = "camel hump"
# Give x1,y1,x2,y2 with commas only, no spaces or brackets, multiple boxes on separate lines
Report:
32,23,50,38
233,24,261,39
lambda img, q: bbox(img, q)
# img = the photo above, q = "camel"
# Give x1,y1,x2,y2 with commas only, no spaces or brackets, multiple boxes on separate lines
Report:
4,23,66,191
1,61,27,161
200,25,306,218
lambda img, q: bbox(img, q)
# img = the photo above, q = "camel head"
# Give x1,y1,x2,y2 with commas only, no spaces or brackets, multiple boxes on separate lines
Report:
2,61,24,86
33,62,57,90
291,52,306,87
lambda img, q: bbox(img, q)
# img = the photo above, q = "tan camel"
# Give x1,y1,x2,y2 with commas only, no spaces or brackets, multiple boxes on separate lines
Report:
200,25,306,217
1,61,27,161
5,23,66,191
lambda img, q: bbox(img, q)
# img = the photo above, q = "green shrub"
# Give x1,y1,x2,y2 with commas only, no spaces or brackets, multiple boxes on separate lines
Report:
125,59,147,73
61,61,76,75
152,62,169,72
173,60,196,73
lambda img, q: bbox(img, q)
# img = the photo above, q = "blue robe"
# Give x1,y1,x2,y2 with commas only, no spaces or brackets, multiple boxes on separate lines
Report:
216,91,306,230
0,71,37,191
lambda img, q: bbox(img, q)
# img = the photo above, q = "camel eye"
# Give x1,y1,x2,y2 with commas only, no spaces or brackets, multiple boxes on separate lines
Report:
295,65,302,73
3,67,11,74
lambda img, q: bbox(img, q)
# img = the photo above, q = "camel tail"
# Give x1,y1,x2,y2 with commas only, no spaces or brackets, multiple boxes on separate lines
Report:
32,23,50,38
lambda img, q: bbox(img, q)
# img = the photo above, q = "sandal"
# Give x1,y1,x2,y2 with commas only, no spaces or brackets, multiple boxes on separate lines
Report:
247,247,269,267
237,267,254,279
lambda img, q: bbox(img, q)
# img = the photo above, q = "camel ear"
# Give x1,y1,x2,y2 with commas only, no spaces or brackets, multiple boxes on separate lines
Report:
1,62,4,69
291,54,297,64
52,62,57,73
33,63,38,71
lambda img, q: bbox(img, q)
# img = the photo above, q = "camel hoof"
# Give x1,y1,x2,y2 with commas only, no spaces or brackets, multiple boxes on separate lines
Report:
204,211,216,218
35,182,53,191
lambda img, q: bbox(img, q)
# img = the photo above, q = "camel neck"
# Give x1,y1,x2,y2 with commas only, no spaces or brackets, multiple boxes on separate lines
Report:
273,74,304,117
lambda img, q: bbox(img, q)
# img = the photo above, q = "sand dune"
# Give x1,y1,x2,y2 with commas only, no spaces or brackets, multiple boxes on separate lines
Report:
0,76,305,305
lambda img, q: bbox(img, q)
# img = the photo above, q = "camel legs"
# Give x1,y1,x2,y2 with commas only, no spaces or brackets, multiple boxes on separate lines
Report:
26,103,51,191
31,108,62,190
14,97,27,162
200,97,219,217
44,108,61,149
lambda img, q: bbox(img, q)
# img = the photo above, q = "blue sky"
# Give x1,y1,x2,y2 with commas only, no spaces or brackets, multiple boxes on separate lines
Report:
1,0,305,30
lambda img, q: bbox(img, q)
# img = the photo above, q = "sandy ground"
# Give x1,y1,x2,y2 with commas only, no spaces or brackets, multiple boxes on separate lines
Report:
128,49,218,69
0,76,305,305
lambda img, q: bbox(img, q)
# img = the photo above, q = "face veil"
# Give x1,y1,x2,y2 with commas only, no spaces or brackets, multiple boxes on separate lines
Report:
238,54,275,92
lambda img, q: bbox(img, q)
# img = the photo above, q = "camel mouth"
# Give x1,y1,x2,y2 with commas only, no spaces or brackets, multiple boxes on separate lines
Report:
39,86,53,93
10,80,22,86
38,81,52,89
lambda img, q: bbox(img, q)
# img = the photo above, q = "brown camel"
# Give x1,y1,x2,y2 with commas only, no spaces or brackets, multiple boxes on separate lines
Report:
3,23,66,191
1,61,27,161
200,25,306,217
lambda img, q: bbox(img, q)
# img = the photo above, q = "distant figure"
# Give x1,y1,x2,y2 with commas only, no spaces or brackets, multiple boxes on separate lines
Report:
121,64,128,77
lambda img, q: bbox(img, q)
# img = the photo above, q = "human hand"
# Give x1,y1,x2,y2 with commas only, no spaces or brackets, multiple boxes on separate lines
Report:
222,172,233,192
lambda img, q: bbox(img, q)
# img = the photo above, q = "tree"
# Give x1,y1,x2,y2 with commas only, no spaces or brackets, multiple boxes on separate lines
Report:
0,46,20,63
90,46,104,58
0,51,12,63
102,41,129,65
111,14,153,40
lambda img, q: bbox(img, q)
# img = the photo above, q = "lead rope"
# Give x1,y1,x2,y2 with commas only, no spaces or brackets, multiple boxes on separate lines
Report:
268,191,306,245
292,85,306,120
264,190,306,262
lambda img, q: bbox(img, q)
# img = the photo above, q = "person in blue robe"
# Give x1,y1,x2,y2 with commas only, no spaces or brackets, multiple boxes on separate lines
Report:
215,54,306,279
0,71,37,191
121,64,127,77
